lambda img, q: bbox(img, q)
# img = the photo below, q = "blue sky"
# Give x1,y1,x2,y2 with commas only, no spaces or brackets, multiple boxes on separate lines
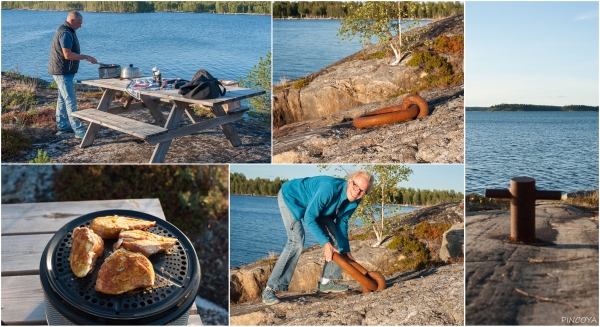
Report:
466,1,599,107
230,164,465,192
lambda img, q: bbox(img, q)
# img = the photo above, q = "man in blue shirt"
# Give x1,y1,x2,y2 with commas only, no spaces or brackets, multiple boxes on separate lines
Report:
262,170,374,305
48,11,97,138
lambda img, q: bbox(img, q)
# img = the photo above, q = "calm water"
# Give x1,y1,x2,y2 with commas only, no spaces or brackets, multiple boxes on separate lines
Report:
466,111,599,194
273,19,430,84
230,194,417,267
1,10,270,82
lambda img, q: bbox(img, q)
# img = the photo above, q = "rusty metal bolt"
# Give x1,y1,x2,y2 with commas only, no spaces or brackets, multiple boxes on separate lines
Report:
331,252,386,293
353,95,428,129
485,176,561,244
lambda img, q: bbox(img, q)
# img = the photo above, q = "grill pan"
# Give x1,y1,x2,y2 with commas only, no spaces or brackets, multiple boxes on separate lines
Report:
39,209,201,325
98,63,121,79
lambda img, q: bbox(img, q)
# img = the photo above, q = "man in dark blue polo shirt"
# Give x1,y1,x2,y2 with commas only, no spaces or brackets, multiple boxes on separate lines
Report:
262,169,374,305
48,11,97,138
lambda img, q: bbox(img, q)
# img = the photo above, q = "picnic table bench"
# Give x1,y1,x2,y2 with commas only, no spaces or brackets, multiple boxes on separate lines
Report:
72,78,265,163
1,199,203,325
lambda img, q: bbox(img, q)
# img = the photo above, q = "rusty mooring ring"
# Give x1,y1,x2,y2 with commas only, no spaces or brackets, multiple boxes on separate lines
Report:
353,94,429,129
331,253,386,293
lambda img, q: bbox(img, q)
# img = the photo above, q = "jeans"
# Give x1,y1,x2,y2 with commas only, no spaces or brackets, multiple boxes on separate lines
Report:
266,190,343,291
52,74,86,133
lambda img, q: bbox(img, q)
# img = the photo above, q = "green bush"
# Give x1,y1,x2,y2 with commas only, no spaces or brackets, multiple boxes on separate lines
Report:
385,234,432,274
1,128,32,159
239,52,271,125
53,165,228,236
406,51,459,91
1,89,38,112
29,149,54,164
293,78,310,89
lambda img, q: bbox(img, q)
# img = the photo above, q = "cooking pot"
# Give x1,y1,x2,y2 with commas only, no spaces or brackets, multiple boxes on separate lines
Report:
97,63,121,79
121,64,143,79
39,209,201,325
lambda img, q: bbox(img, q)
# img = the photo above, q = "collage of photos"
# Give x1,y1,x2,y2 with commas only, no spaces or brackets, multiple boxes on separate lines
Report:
0,1,597,326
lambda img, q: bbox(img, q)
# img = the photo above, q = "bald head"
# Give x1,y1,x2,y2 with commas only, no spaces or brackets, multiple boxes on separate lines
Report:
66,11,83,30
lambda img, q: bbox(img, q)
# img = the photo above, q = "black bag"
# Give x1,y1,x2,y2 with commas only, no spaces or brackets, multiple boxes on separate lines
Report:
178,70,226,100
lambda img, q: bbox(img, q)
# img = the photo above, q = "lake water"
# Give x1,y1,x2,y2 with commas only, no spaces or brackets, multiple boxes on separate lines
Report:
1,10,270,82
273,19,430,84
466,111,599,194
230,194,417,267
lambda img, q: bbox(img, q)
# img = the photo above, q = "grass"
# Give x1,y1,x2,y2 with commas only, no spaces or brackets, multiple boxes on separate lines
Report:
1,128,32,159
349,231,374,241
356,49,394,61
1,89,38,112
193,105,216,118
563,190,599,211
1,108,55,127
466,193,510,212
292,78,310,89
257,251,279,264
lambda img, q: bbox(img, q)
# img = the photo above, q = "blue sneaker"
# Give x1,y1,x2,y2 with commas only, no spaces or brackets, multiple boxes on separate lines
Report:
318,281,349,293
261,287,280,305
74,131,86,138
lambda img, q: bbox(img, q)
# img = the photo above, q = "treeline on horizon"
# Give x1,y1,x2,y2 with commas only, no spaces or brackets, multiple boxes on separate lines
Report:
230,172,464,206
466,104,599,112
1,1,271,14
273,1,464,19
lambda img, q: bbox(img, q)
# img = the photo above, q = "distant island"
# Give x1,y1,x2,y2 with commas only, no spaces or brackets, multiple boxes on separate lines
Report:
466,104,599,112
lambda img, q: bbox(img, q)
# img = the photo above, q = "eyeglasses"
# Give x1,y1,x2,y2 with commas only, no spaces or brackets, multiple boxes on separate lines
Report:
351,180,367,195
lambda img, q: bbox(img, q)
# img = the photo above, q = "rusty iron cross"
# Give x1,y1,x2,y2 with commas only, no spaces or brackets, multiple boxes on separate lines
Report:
485,176,561,244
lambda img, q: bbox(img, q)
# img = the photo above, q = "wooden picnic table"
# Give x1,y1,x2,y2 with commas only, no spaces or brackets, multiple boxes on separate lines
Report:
1,199,202,325
73,78,266,163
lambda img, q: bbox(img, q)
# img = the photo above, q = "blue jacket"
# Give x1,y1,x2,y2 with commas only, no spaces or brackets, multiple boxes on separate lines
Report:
281,176,360,253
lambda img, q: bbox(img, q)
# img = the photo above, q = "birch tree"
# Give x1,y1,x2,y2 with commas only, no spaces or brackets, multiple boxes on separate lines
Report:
338,1,421,65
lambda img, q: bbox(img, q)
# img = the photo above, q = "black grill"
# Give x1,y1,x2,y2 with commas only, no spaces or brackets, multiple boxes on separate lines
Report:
39,210,201,325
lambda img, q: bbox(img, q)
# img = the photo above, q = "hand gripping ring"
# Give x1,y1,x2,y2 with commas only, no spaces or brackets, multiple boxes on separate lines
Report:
332,252,386,293
353,94,429,129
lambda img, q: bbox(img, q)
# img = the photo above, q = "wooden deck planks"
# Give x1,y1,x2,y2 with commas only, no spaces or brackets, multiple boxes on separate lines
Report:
2,234,53,276
1,276,48,325
1,199,165,235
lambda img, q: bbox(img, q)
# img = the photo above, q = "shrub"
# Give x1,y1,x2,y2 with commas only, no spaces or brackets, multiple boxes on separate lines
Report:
406,51,460,91
1,89,38,112
1,128,32,159
1,108,55,127
413,221,452,240
433,35,464,54
29,149,54,164
239,52,271,125
385,234,432,274
53,165,228,237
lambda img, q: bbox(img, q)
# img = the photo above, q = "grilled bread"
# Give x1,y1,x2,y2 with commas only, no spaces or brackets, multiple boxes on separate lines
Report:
114,230,177,257
95,248,155,295
90,215,156,239
69,227,104,278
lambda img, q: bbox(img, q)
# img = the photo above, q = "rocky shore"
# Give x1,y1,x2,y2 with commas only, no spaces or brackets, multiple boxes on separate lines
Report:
272,14,464,164
1,75,270,164
230,201,465,325
465,201,598,325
